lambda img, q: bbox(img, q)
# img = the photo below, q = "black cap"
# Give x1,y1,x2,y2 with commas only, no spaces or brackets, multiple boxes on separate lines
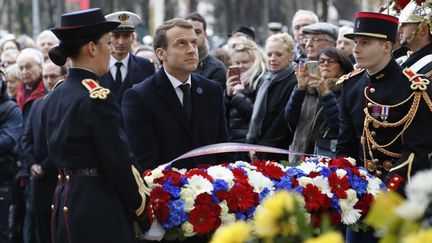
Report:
228,26,255,40
344,12,398,42
51,8,120,40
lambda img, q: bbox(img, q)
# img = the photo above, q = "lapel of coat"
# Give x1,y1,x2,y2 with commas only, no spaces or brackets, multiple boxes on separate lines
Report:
191,74,204,137
156,70,193,137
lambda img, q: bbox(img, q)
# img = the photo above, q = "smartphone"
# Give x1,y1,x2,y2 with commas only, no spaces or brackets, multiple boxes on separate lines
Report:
306,61,319,76
228,65,241,82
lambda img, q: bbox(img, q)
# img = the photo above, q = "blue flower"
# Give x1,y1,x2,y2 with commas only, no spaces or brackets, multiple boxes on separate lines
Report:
331,195,342,213
162,199,187,228
180,177,188,185
320,166,331,177
163,179,181,198
286,167,306,177
348,175,368,196
235,212,246,220
259,188,271,201
213,179,228,192
246,207,256,219
275,176,293,191
293,185,304,194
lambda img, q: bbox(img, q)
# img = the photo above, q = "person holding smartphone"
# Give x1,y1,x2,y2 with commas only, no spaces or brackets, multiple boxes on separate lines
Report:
285,47,353,160
225,40,266,148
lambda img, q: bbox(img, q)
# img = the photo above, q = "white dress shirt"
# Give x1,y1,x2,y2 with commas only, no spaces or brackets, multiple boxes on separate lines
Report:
164,70,192,106
109,53,130,82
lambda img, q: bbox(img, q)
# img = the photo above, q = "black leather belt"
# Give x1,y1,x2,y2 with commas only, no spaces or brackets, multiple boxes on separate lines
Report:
59,168,102,176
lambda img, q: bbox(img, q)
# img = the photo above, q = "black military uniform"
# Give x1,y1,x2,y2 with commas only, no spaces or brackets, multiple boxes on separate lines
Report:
337,12,432,193
42,9,147,243
401,42,432,74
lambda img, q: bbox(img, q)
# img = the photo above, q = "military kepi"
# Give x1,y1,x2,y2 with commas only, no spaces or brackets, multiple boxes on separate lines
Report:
105,11,142,32
51,8,119,40
345,12,398,42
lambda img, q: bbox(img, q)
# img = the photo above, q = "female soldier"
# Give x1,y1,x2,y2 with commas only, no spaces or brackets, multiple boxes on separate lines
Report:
42,8,146,243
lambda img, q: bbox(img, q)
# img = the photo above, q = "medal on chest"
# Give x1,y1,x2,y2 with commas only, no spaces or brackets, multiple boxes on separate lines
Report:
370,104,390,121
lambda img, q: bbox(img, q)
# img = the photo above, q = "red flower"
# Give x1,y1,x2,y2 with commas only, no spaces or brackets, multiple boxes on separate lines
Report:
309,171,321,178
226,184,258,212
154,170,183,186
328,172,350,199
303,184,331,212
216,190,228,201
252,160,285,180
329,210,341,225
189,204,221,234
354,193,373,216
231,168,248,184
329,158,360,176
196,193,212,204
148,186,171,222
291,177,299,187
185,169,213,182
149,186,171,203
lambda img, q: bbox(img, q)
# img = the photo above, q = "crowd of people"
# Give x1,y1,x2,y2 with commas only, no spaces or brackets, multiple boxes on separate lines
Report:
0,1,431,242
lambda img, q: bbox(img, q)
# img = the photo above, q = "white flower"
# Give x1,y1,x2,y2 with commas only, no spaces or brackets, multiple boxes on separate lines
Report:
335,169,347,178
232,161,256,170
346,157,357,166
405,169,432,205
298,177,314,187
367,177,383,196
180,188,196,212
339,189,361,225
208,166,234,188
144,167,164,188
297,162,319,174
396,201,428,221
312,176,333,197
247,170,274,193
396,169,432,220
220,201,229,215
186,175,213,195
221,213,236,224
181,222,196,237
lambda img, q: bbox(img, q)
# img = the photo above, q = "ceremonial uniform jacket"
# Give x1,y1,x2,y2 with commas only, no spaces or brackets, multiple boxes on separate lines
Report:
41,68,146,243
336,59,432,192
401,42,432,75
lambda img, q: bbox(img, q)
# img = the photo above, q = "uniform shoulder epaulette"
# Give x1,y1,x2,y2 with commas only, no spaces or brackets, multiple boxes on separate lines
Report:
402,68,430,91
81,79,110,100
336,68,365,85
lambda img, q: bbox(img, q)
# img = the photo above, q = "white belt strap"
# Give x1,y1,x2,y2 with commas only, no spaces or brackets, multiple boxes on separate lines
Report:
409,54,432,73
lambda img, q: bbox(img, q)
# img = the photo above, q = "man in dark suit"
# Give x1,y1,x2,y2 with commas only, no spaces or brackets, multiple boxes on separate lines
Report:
122,18,229,171
101,11,155,104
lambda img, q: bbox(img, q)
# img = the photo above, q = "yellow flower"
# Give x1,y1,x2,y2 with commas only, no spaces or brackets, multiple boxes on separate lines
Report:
365,191,404,229
304,232,344,243
210,221,251,243
254,191,298,238
402,228,432,243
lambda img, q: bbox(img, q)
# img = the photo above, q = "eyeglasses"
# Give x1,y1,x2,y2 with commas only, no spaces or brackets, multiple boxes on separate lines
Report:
318,58,338,65
43,74,61,80
303,37,333,44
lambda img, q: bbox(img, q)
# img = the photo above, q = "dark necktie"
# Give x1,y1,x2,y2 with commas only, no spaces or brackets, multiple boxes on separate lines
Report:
113,62,122,93
179,83,191,121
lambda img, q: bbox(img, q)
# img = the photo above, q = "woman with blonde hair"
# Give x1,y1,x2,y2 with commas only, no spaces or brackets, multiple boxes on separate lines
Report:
246,33,297,161
226,39,266,145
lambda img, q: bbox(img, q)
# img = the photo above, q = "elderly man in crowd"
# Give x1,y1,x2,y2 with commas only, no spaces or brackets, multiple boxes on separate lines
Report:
36,30,59,61
291,10,319,63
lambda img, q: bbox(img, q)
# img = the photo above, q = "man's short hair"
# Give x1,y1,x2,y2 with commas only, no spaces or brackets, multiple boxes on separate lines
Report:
292,10,319,25
185,12,207,31
36,30,59,47
17,48,44,65
153,18,194,51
